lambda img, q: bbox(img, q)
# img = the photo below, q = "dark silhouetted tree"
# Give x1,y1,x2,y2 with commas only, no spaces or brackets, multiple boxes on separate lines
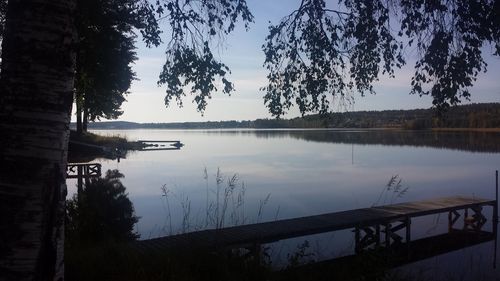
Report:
75,0,161,134
263,0,500,117
0,0,250,279
75,0,254,131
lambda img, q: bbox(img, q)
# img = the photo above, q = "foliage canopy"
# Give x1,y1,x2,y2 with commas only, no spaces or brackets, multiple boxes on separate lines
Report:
1,0,498,118
74,0,161,127
262,0,500,117
156,0,253,114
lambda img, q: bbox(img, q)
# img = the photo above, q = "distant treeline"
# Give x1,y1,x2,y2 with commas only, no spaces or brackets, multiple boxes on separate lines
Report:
80,103,500,130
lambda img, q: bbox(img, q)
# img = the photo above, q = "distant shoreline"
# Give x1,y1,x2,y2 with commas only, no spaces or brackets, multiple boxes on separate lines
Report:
87,127,500,133
90,127,401,131
73,103,500,131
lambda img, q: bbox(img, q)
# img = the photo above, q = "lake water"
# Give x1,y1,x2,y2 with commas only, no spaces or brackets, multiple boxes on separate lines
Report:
67,129,500,279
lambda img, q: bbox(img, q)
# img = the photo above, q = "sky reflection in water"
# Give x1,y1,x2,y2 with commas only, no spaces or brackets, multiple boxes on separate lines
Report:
67,129,500,279
68,129,500,234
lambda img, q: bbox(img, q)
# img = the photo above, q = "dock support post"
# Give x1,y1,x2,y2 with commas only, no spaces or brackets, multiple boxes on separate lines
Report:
405,218,411,243
385,223,391,247
84,165,90,186
77,164,83,196
375,225,380,247
354,227,360,253
494,170,498,269
495,170,498,223
463,208,469,231
448,211,452,232
406,217,411,260
252,242,262,267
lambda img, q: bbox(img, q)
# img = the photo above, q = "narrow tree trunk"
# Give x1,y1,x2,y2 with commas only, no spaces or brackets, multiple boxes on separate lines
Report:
0,0,77,280
82,107,88,132
76,99,83,135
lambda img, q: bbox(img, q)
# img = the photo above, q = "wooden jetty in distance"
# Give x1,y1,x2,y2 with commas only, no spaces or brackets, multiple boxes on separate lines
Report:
135,195,498,257
137,140,184,151
137,140,182,143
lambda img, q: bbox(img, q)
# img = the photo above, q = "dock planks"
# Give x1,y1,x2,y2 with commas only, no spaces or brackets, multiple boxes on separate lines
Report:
134,196,495,253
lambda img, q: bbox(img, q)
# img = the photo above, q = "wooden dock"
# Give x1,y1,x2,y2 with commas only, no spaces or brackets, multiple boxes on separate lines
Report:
67,163,102,194
66,163,101,179
136,140,183,151
134,196,497,254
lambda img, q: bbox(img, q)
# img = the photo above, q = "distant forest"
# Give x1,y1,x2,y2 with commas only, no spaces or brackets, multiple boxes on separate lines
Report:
81,103,500,130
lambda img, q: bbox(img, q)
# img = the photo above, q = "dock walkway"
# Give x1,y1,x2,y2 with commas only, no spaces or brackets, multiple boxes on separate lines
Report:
135,196,496,253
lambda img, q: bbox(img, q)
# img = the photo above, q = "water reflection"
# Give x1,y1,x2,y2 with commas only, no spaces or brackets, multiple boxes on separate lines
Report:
280,230,497,280
65,169,139,247
67,129,500,279
202,129,500,153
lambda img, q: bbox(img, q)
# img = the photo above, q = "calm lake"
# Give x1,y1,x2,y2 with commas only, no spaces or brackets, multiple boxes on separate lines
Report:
68,129,500,279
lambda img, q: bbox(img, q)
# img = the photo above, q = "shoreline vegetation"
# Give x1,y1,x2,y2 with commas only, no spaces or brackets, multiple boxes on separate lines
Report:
73,103,500,131
64,114,500,279
68,131,146,162
68,103,500,160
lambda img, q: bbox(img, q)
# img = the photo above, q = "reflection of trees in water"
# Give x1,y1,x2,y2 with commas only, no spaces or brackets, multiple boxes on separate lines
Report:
215,129,500,153
66,170,139,247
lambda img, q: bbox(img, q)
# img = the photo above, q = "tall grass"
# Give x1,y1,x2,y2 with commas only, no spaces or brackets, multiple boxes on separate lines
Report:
71,130,129,146
373,174,409,207
66,171,492,281
159,167,272,235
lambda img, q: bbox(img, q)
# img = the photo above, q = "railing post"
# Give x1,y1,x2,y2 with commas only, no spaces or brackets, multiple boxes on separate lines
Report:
77,164,83,196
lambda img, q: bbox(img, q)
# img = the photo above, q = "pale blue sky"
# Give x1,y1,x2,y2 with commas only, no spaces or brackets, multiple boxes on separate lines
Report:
80,0,500,123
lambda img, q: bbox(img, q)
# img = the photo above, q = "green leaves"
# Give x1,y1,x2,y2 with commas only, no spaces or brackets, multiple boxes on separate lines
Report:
155,0,253,114
263,0,499,117
263,0,403,117
159,42,233,113
402,0,497,111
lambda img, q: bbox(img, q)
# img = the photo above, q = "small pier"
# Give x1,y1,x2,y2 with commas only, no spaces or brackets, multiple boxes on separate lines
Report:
66,163,102,194
66,163,102,179
135,195,498,255
137,140,184,151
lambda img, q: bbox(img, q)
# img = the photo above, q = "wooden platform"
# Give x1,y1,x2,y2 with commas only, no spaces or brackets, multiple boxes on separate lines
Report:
66,163,101,179
134,196,496,253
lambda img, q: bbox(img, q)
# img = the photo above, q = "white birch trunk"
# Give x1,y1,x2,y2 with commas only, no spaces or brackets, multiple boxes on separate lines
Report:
0,0,76,280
